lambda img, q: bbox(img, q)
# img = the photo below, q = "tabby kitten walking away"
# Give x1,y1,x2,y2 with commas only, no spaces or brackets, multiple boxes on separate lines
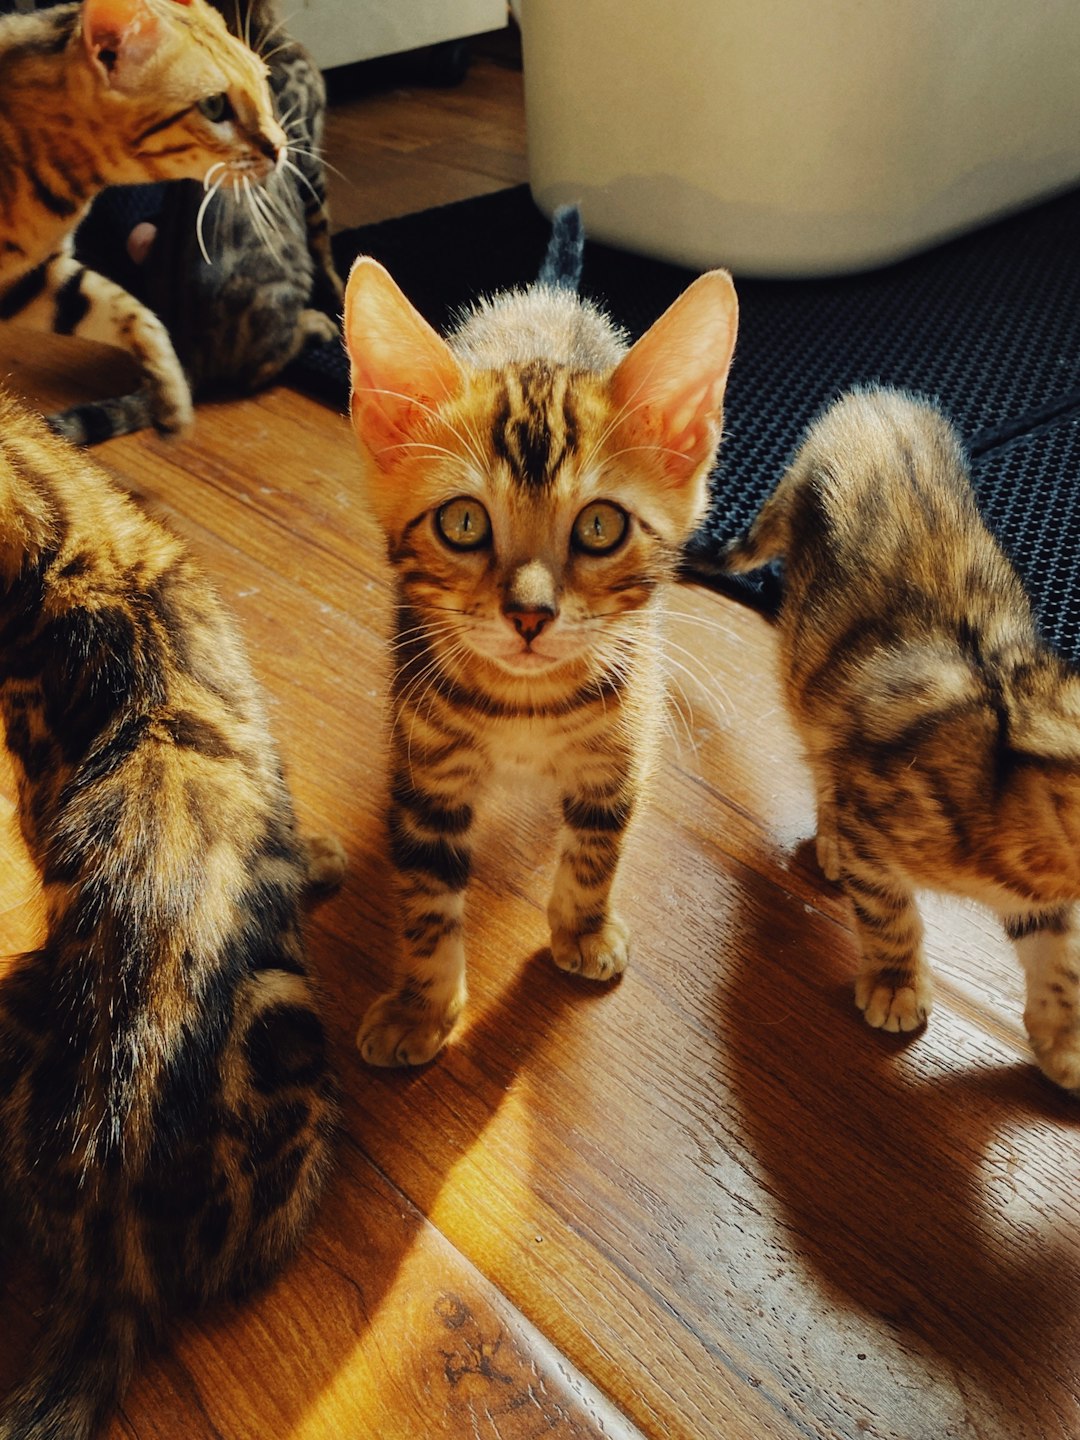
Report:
130,0,343,404
0,387,341,1438
343,246,739,1066
726,386,1080,1091
0,0,286,443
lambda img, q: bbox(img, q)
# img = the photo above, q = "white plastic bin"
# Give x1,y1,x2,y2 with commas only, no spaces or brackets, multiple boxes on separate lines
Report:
521,0,1080,276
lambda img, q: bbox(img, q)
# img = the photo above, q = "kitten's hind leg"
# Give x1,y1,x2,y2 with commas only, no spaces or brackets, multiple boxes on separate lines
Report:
813,772,841,883
837,831,931,1032
300,832,346,897
1005,906,1080,1091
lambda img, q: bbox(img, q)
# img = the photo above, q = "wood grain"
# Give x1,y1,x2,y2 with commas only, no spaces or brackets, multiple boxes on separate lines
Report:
2,46,1080,1440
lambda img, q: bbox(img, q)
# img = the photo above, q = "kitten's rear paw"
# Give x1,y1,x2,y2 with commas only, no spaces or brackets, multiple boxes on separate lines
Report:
1025,1018,1080,1092
357,988,463,1067
551,915,630,981
815,829,841,883
302,832,347,894
856,969,932,1033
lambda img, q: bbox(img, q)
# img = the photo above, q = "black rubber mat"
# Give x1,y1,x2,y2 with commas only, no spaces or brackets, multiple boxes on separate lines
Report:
292,183,1080,658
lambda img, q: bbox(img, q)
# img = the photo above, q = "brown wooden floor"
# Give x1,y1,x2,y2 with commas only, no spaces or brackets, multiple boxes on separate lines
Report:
2,35,1080,1440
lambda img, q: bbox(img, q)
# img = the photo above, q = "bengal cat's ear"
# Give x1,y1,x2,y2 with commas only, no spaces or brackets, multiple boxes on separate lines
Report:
343,257,465,472
609,269,738,490
82,0,163,89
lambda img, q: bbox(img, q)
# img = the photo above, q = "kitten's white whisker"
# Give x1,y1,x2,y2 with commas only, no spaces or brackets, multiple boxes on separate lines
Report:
195,180,223,266
201,160,228,193
278,155,322,207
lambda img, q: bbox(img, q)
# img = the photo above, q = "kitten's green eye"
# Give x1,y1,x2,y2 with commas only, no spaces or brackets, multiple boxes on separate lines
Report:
572,501,629,555
435,497,492,551
197,93,233,124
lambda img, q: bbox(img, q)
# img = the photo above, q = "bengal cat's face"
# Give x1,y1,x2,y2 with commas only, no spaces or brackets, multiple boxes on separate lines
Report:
82,0,286,186
343,258,740,679
377,367,688,675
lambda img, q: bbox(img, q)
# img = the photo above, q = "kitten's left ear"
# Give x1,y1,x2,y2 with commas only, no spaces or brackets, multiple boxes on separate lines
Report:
609,269,738,490
82,0,162,89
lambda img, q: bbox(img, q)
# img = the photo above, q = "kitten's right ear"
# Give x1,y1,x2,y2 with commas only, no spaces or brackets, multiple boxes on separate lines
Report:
344,257,464,471
82,0,162,89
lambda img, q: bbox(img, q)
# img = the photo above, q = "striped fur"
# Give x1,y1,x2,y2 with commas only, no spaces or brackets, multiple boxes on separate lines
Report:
0,386,341,1438
0,0,286,443
727,387,1080,1091
344,256,738,1066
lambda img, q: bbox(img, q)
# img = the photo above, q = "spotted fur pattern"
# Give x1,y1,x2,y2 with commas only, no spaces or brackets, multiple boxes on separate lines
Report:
0,387,340,1438
343,255,738,1066
726,386,1080,1091
0,0,285,443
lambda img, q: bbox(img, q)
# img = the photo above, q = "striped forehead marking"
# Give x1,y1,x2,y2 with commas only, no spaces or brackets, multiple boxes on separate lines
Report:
490,362,581,490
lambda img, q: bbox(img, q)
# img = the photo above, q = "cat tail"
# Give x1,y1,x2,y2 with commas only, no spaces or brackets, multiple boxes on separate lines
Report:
0,1288,150,1440
537,204,585,292
46,389,164,448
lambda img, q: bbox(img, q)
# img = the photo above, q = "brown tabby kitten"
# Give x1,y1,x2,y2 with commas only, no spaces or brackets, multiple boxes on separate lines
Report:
0,0,285,442
726,386,1080,1091
0,385,340,1438
343,256,739,1066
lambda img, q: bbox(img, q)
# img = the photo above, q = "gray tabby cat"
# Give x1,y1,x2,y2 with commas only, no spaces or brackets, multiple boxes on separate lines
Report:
131,0,344,409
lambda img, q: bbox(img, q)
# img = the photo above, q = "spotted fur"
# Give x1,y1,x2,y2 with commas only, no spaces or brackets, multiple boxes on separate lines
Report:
0,0,286,443
726,386,1080,1091
343,254,738,1066
0,386,341,1438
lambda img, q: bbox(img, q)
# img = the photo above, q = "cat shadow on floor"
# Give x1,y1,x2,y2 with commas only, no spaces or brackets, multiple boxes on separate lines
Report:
717,872,1080,1439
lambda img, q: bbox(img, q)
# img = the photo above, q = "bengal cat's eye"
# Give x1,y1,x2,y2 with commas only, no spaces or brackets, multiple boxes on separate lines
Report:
572,501,629,555
435,497,492,551
197,93,233,124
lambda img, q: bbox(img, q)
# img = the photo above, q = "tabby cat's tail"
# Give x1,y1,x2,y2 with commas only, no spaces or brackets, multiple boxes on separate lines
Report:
537,204,585,292
47,389,160,448
0,1291,146,1440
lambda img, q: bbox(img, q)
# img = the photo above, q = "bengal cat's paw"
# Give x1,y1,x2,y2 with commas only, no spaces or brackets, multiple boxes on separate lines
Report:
551,915,630,981
152,392,195,438
301,308,341,345
301,832,347,895
356,989,463,1068
1025,1019,1080,1092
855,969,933,1033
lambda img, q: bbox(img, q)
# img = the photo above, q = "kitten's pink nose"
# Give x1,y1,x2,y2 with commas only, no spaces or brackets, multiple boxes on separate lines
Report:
503,606,553,644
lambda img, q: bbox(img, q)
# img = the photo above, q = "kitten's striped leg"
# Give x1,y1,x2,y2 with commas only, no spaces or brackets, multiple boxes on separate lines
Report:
547,787,635,981
838,837,931,1032
357,769,475,1067
1005,907,1080,1091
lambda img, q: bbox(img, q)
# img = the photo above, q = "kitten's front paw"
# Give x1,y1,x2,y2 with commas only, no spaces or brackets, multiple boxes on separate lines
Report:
551,915,630,981
1025,1015,1080,1092
856,968,932,1033
356,987,464,1068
